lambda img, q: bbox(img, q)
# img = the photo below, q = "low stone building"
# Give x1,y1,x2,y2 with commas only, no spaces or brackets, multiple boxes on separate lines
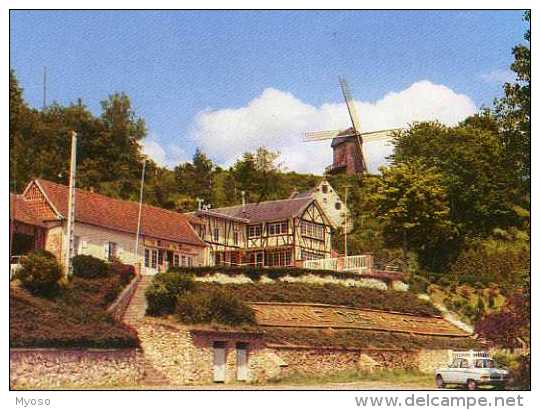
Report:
10,179,209,275
137,302,480,385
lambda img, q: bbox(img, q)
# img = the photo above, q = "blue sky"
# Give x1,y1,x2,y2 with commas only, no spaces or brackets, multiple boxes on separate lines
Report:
10,10,527,173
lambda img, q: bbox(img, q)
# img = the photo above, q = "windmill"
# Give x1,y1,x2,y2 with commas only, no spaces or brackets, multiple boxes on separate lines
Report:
304,77,400,176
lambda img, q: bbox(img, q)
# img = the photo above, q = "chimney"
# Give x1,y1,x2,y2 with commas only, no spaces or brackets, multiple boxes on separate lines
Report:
241,191,246,216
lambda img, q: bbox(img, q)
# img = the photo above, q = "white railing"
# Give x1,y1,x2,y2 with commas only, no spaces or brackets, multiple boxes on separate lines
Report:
303,255,369,273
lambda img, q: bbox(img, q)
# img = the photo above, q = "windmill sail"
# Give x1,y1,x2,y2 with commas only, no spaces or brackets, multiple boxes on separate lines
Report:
339,77,368,174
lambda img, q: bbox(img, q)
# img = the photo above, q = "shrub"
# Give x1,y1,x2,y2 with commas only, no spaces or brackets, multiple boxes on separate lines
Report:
72,255,109,278
110,261,135,285
207,289,256,325
145,272,196,315
175,291,211,323
16,251,63,297
175,289,256,326
146,283,177,316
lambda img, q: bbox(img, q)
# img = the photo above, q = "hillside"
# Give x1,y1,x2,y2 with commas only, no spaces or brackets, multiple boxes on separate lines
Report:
10,274,139,348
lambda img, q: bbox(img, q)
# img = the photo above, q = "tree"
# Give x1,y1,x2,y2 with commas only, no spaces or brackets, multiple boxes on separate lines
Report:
371,161,456,269
391,121,519,237
495,11,530,191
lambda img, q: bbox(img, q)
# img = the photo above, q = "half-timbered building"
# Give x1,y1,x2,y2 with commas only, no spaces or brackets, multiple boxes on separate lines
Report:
192,197,333,267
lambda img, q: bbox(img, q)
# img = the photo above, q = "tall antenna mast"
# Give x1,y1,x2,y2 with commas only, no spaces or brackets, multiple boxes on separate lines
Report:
134,158,147,274
42,66,47,110
64,130,77,277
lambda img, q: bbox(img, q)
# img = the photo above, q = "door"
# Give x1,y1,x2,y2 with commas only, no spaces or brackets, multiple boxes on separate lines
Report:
236,343,248,382
256,252,264,267
213,341,226,383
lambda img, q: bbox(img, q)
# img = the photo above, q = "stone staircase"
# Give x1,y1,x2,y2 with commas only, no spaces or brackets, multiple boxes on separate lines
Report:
121,275,171,386
123,275,153,325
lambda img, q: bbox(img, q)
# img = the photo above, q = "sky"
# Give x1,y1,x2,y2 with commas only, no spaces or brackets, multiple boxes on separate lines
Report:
10,10,528,174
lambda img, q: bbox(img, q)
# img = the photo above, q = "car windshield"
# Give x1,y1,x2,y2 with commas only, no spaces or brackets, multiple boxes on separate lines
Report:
475,359,495,368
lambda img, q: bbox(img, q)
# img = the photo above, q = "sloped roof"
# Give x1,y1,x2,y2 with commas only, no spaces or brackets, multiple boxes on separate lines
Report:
288,190,314,199
10,193,46,228
331,127,356,148
34,179,206,247
199,197,314,224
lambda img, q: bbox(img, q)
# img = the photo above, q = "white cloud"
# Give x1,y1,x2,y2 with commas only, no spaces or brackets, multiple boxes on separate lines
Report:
189,81,477,174
141,136,189,169
480,69,515,84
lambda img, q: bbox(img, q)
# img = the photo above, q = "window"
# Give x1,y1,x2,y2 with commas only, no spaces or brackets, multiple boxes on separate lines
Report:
107,242,117,261
301,221,324,240
321,184,328,194
248,224,262,238
151,249,158,269
173,254,180,267
264,250,292,267
233,230,239,245
335,202,341,210
182,255,187,266
187,256,193,267
144,249,150,267
267,221,288,236
301,250,325,261
73,236,80,256
213,228,220,242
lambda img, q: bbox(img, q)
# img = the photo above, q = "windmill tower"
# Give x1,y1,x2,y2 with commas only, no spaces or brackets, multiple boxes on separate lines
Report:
304,77,400,176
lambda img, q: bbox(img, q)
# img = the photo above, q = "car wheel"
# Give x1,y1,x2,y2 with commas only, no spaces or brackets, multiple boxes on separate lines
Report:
467,379,477,391
435,375,446,389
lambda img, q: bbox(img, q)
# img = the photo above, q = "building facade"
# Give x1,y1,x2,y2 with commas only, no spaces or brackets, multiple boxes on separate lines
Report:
11,179,208,275
289,178,352,233
191,197,333,267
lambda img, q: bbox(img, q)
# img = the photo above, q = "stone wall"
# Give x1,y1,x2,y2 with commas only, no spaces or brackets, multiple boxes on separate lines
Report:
10,348,144,389
416,349,452,373
136,319,284,385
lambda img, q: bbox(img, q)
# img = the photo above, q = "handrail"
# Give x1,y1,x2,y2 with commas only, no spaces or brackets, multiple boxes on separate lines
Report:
303,255,369,273
107,274,141,321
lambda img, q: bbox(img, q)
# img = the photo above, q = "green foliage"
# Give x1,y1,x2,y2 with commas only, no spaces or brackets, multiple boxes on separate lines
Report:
449,242,529,287
370,160,456,271
145,272,196,315
176,289,256,326
16,251,63,297
494,11,530,191
72,254,110,279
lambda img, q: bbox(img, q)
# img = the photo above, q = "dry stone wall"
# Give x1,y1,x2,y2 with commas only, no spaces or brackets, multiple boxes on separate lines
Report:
10,348,144,389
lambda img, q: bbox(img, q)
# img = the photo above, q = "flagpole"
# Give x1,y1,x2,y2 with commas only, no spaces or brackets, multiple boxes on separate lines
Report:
134,158,146,275
65,131,77,277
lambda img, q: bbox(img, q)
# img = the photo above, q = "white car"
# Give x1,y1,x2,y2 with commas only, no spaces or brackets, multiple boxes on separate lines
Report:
435,355,509,390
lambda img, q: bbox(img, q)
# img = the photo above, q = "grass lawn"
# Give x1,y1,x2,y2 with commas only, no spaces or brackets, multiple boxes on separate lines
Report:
268,369,434,387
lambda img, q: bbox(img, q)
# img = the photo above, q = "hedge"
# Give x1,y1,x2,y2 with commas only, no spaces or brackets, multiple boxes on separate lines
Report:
168,265,404,282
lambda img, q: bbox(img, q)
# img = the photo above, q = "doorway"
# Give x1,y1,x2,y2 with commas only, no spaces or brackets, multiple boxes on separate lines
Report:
236,342,248,382
213,341,226,383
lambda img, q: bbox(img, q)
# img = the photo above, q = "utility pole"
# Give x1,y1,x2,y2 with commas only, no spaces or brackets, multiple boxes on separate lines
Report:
134,158,147,274
42,66,47,110
343,185,351,257
64,131,77,277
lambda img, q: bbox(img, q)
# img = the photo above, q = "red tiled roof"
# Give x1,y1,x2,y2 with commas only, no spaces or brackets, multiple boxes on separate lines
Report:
200,197,314,224
10,193,47,227
35,179,206,247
